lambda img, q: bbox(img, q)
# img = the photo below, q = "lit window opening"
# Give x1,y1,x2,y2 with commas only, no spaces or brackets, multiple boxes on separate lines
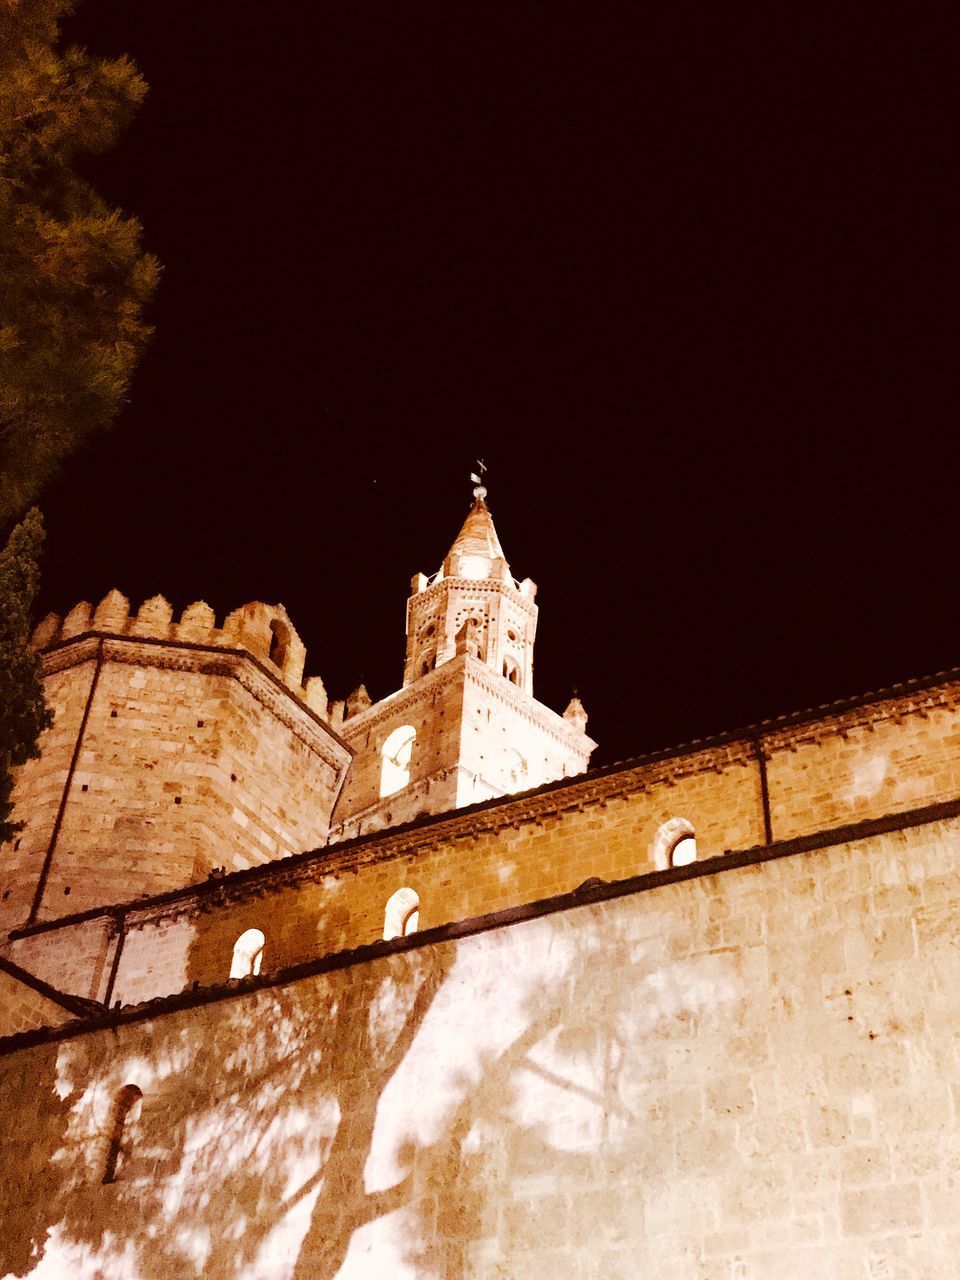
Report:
651,817,698,871
230,927,265,978
384,887,420,940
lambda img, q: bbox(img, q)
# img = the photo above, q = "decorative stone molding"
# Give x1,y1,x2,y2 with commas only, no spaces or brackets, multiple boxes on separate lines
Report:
38,632,351,775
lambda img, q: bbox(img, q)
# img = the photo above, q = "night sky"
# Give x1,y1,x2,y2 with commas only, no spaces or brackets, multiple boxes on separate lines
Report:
36,5,959,765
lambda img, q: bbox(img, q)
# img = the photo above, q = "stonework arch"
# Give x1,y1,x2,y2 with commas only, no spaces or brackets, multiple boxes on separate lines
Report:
383,886,420,940
651,816,697,870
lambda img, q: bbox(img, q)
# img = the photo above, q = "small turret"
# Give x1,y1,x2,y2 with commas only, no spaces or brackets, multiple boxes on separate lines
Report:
563,696,589,734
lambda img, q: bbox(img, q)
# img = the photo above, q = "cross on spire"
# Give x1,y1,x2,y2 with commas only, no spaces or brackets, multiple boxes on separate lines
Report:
470,458,488,500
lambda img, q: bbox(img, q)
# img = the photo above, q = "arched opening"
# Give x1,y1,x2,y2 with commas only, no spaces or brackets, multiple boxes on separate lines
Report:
502,655,521,685
455,614,484,660
506,747,528,788
384,887,420,940
230,927,265,979
102,1084,143,1184
380,725,416,797
651,817,698,870
419,647,436,677
670,833,697,866
268,618,291,669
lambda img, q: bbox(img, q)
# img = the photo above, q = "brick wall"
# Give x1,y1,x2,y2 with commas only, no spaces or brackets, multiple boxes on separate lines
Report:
2,812,959,1278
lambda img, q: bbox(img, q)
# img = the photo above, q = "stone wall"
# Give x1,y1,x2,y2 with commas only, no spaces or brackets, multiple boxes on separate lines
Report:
2,811,959,1279
0,964,73,1039
8,730,762,1007
0,599,351,931
332,660,468,838
9,672,960,1011
331,654,595,841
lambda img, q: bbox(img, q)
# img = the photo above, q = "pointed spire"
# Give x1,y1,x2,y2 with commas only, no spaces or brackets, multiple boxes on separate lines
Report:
445,495,506,567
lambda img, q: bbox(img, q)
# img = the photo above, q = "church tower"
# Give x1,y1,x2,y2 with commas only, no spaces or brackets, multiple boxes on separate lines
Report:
403,490,537,693
329,482,597,840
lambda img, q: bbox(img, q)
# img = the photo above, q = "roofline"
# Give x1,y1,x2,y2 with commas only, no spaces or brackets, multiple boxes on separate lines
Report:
0,955,102,1019
2,793,957,1057
38,629,354,757
10,655,960,940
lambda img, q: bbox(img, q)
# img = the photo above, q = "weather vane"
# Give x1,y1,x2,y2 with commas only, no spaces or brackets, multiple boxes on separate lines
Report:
470,458,488,500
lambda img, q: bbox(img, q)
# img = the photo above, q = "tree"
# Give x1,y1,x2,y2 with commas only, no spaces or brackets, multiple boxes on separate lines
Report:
0,0,159,522
0,509,52,845
0,1,157,832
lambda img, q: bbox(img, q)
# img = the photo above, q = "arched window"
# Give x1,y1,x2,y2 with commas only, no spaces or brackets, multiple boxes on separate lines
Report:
103,1084,143,1184
384,887,420,940
502,655,521,685
230,927,265,978
651,817,698,870
670,833,697,866
268,618,291,669
380,725,416,798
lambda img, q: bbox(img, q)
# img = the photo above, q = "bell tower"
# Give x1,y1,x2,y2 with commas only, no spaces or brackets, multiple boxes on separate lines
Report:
403,483,538,694
329,479,597,841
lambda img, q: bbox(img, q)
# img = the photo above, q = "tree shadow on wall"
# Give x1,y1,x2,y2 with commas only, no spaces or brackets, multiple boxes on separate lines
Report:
2,901,742,1278
1,943,449,1280
0,1042,76,1278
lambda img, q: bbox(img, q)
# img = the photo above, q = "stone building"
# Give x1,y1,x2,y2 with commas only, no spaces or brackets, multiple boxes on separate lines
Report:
2,491,960,1278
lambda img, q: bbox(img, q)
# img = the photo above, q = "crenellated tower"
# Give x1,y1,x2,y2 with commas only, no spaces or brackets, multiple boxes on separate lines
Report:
0,592,351,930
330,483,597,840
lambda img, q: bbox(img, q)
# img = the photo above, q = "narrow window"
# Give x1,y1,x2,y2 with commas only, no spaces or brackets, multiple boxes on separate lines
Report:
268,618,291,669
230,927,265,978
380,725,416,797
384,887,420,940
103,1084,143,1184
651,817,698,870
502,655,521,685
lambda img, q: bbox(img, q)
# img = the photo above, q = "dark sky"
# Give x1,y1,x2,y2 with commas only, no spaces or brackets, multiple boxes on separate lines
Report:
37,5,959,764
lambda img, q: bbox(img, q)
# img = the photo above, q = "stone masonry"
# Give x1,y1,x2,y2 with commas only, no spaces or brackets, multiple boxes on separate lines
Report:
0,593,351,930
2,494,960,1277
2,808,960,1278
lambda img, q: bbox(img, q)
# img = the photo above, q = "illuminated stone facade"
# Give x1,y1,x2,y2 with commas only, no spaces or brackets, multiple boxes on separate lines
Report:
0,594,350,934
2,498,960,1278
330,495,596,839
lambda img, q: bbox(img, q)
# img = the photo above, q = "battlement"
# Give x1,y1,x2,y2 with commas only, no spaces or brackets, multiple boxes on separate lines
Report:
2,593,353,929
31,592,329,720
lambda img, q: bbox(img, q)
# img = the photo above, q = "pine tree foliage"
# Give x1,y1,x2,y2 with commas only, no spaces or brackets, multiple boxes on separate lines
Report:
0,0,159,523
0,509,52,845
